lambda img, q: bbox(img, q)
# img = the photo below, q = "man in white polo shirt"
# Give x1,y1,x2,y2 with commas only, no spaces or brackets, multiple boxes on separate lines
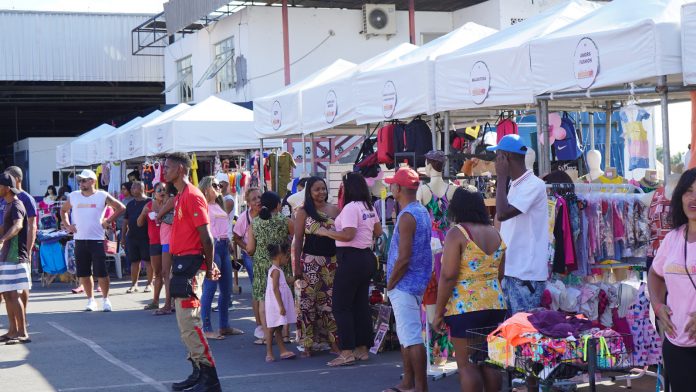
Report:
488,135,549,314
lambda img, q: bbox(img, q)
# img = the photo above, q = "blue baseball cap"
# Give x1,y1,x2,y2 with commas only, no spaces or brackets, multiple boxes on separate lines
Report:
486,134,528,155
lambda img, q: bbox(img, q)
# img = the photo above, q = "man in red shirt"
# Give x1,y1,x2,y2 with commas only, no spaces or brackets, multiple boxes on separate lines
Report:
164,152,221,392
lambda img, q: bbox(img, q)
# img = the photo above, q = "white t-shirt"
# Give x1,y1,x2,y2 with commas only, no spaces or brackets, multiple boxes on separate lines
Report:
500,170,549,281
69,190,108,240
335,201,379,249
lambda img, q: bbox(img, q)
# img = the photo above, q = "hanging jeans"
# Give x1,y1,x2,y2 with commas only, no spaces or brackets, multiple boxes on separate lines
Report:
332,247,376,350
201,239,233,332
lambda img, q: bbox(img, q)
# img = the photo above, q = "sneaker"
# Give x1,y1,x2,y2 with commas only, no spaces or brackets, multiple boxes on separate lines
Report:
254,326,264,339
103,298,112,312
85,298,98,312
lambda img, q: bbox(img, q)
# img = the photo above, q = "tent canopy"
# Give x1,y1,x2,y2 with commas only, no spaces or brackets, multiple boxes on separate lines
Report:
682,2,696,85
354,22,496,124
254,59,356,138
120,104,191,161
530,0,687,95
300,43,418,136
435,0,601,112
56,123,116,168
99,110,162,163
147,96,280,156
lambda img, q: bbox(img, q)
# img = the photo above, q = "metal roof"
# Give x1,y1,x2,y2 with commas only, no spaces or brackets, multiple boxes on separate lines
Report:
0,11,163,82
274,1,488,12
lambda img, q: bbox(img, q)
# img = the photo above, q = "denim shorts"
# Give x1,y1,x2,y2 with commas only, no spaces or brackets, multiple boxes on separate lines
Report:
502,276,544,315
388,288,423,348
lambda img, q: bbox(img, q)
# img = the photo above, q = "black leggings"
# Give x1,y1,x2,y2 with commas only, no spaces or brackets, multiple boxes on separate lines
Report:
332,247,376,351
663,338,696,392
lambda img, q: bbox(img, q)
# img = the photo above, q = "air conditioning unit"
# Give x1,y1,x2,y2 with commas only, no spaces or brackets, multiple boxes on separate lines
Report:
362,4,396,36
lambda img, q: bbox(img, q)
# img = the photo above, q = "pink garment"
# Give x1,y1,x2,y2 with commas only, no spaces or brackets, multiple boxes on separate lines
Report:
652,225,696,347
556,197,576,267
160,222,172,245
264,265,297,328
233,210,251,243
208,203,228,240
334,201,379,249
104,206,114,220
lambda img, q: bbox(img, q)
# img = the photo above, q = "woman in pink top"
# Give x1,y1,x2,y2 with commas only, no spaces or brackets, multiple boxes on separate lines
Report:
649,169,696,392
316,172,383,366
198,176,242,340
154,182,175,315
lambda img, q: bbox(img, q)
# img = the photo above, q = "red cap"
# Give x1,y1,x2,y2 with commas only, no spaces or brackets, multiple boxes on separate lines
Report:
384,167,420,189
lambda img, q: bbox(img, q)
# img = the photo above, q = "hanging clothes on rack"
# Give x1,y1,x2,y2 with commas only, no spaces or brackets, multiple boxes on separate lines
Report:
190,153,199,186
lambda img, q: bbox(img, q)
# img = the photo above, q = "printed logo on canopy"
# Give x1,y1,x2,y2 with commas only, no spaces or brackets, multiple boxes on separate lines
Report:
156,128,165,152
470,61,491,105
573,37,599,89
325,90,338,124
382,81,397,119
271,100,282,130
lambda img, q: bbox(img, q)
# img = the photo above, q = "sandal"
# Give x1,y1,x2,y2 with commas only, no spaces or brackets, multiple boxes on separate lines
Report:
220,327,244,336
280,352,296,360
0,334,11,342
354,352,369,361
71,286,84,294
327,354,355,367
265,355,275,363
253,338,266,345
283,336,291,344
6,337,31,345
153,308,172,316
126,286,138,293
204,333,225,341
143,303,159,310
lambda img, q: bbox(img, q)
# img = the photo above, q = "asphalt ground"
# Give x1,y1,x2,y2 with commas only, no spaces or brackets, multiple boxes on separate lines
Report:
0,273,661,392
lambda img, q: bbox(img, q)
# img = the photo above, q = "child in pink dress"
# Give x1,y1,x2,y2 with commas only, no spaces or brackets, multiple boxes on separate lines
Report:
264,242,297,362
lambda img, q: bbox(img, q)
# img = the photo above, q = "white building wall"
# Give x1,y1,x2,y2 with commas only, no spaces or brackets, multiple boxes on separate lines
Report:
498,0,567,28
15,137,74,195
453,0,501,29
164,6,452,104
0,11,163,82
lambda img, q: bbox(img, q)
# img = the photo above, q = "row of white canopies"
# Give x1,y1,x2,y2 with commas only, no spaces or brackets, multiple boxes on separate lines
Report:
56,96,281,169
253,0,696,178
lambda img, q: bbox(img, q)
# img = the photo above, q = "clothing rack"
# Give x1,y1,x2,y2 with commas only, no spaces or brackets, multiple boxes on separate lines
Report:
545,183,644,194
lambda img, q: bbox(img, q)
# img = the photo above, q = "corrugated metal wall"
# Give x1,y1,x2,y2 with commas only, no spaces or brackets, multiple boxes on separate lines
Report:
163,0,230,36
0,11,163,82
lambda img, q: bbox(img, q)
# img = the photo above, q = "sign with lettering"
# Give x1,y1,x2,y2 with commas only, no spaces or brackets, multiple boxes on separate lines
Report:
325,90,337,124
573,37,599,89
382,81,397,119
271,100,282,130
470,61,491,105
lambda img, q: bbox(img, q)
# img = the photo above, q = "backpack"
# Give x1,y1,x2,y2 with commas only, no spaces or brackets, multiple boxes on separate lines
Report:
377,123,396,165
354,124,381,177
395,116,434,167
553,112,582,161
496,113,518,143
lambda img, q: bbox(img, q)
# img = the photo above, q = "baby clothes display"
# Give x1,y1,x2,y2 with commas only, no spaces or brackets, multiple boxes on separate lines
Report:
627,284,662,366
620,105,650,170
648,187,671,258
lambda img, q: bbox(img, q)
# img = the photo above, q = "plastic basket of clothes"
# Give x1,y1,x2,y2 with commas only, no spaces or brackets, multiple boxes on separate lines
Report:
467,311,634,381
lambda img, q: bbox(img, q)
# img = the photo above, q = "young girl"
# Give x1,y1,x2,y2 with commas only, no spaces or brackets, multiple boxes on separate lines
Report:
264,242,297,362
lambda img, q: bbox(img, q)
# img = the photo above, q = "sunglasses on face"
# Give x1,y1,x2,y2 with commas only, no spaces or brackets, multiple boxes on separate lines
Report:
211,183,221,190
155,188,165,193
78,178,91,184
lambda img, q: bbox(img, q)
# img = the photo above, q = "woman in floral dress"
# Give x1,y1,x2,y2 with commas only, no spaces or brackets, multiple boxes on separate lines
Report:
292,177,340,356
247,191,294,342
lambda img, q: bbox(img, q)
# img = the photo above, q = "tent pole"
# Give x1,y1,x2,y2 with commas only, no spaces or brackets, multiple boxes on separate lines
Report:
430,115,437,150
310,134,316,176
589,112,595,149
539,99,550,176
605,101,612,169
260,139,265,191
302,134,308,175
658,76,671,180
444,111,450,177
409,0,416,45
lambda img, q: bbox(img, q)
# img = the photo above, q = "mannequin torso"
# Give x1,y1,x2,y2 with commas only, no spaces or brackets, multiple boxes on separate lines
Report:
417,167,456,206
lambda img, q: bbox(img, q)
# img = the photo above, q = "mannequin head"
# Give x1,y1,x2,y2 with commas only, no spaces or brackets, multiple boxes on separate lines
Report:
525,149,536,171
586,150,603,175
424,150,446,177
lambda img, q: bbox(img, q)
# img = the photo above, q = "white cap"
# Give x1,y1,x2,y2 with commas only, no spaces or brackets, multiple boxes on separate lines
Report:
76,169,97,181
215,172,230,184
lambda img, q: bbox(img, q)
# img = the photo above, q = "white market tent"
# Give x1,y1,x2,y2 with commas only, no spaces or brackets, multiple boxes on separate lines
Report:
56,123,116,168
434,0,601,112
354,22,496,124
300,43,418,135
99,110,163,163
120,103,190,161
145,95,280,156
254,59,356,138
681,2,696,85
529,0,687,95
